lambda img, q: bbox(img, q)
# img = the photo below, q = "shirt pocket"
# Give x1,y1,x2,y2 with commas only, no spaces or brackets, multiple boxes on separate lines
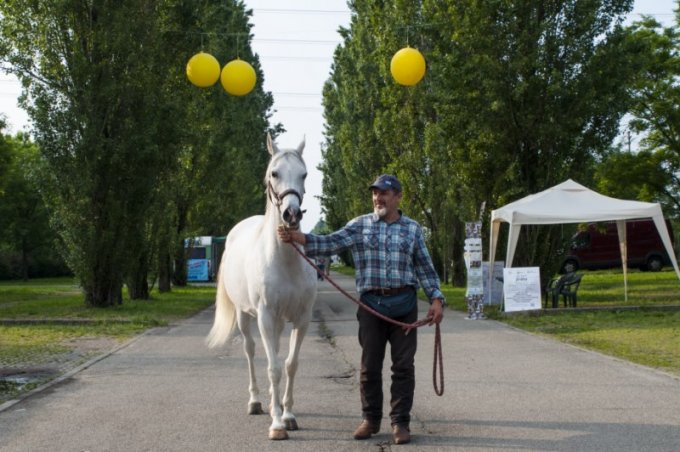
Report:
398,231,414,253
362,229,379,249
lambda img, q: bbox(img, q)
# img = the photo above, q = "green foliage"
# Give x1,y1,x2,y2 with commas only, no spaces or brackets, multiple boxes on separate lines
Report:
0,118,11,189
596,13,680,220
321,0,637,284
0,131,69,280
0,1,274,304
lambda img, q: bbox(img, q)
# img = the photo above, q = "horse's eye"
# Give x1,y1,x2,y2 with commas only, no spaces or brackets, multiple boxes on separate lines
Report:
302,173,307,180
271,171,278,178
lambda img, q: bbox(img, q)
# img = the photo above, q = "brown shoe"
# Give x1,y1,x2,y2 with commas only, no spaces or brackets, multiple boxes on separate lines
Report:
392,424,411,444
353,419,380,440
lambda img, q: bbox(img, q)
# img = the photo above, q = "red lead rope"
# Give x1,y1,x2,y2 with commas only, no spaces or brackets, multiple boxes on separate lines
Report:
288,243,444,396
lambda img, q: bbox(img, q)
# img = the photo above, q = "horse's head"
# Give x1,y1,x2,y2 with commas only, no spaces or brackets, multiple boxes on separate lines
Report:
266,133,307,230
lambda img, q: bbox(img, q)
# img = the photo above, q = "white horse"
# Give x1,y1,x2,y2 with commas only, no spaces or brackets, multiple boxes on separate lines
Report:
207,134,317,440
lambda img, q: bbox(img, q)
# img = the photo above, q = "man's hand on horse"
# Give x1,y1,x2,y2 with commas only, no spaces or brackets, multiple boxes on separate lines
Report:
277,225,306,245
427,298,444,326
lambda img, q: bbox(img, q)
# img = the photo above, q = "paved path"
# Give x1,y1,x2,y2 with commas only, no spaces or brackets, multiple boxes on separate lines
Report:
1,273,679,451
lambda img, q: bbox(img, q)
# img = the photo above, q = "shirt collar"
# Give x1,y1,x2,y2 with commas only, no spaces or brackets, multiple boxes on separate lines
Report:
371,210,404,224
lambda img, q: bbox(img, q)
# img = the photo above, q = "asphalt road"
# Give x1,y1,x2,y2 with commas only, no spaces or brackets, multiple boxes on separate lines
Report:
1,273,679,451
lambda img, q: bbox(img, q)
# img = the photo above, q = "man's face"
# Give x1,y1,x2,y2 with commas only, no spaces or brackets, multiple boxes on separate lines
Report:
372,188,402,218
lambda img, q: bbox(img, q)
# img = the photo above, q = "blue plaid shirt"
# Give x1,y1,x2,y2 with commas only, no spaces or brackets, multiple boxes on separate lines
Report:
304,213,445,304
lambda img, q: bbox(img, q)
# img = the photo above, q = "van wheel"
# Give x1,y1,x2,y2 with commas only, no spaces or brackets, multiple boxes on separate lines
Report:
561,260,578,274
647,256,663,272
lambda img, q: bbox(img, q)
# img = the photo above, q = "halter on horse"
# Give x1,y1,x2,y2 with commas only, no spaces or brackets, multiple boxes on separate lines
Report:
207,133,317,440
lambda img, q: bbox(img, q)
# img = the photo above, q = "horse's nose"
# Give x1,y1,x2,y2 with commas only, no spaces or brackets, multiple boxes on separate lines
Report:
282,206,302,225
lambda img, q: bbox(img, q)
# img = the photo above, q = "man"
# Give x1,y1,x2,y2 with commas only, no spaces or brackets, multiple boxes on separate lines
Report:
278,174,445,445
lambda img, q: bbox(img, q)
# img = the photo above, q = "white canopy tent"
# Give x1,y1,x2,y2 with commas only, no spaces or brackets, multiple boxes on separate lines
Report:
488,179,680,302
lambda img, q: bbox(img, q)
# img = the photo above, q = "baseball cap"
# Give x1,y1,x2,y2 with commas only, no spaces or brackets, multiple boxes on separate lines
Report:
368,174,402,192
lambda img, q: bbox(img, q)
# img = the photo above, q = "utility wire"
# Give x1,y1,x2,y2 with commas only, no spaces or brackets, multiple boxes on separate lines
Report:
253,8,350,15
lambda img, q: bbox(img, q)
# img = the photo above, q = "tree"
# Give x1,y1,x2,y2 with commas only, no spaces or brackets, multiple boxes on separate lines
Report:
0,131,69,280
155,0,275,289
0,0,273,305
602,10,680,220
0,117,11,193
322,0,639,284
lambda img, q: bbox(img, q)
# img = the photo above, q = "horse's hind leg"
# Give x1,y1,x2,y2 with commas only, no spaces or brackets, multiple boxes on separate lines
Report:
237,311,263,415
282,319,310,431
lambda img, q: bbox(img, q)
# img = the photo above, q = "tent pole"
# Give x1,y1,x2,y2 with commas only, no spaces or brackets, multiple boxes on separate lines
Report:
616,221,628,302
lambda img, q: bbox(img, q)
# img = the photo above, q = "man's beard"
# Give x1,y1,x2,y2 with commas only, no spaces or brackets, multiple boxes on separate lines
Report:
374,206,387,217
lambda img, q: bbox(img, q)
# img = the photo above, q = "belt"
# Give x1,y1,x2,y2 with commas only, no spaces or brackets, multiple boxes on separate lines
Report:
366,286,413,296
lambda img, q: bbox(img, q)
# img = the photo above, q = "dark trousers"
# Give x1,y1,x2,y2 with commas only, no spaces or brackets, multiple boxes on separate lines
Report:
357,292,417,427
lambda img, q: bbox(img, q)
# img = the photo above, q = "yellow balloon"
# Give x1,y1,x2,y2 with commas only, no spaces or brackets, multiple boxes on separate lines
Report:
221,59,257,96
186,52,221,88
390,47,426,86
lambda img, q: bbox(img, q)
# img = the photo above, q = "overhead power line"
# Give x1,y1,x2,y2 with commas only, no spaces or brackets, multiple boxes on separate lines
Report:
253,8,350,15
254,37,339,45
274,92,322,97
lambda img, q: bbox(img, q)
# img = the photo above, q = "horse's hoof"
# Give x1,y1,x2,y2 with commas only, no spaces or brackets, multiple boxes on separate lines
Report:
269,428,289,440
248,402,264,415
284,419,299,431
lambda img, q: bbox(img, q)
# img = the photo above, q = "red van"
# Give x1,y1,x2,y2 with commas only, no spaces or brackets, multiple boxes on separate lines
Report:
560,219,675,273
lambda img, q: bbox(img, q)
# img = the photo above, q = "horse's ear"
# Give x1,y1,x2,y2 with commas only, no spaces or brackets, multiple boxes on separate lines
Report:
266,132,277,155
296,135,306,155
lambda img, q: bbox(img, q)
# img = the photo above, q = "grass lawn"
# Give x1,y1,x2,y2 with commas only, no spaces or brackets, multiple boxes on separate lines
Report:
500,310,680,376
0,277,215,403
441,268,680,376
0,277,215,323
562,268,680,307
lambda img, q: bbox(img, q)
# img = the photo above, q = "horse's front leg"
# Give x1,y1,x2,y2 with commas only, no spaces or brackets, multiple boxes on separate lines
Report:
257,310,287,440
237,311,263,415
282,318,309,431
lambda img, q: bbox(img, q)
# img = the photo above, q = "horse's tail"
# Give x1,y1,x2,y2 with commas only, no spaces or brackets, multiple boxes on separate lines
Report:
206,275,237,349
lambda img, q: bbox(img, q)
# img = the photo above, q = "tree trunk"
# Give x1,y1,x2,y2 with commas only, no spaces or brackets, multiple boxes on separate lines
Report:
127,255,150,300
158,248,172,293
21,236,29,282
85,280,123,307
172,237,188,286
172,201,189,286
452,224,466,287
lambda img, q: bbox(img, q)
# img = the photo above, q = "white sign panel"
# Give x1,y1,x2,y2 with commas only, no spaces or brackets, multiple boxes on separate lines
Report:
503,267,542,312
482,261,505,305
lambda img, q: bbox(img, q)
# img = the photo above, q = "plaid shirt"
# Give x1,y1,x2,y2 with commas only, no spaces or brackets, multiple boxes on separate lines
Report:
304,213,445,303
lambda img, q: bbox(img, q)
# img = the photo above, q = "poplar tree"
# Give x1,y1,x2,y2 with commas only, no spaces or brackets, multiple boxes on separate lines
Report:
322,0,638,280
0,0,273,304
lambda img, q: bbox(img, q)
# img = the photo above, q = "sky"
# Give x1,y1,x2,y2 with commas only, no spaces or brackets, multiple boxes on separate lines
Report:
0,0,677,232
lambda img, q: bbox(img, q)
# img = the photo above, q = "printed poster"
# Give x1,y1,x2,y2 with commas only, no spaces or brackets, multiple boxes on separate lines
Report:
502,267,542,312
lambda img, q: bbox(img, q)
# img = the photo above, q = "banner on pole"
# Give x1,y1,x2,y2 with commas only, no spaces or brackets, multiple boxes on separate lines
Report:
464,221,484,319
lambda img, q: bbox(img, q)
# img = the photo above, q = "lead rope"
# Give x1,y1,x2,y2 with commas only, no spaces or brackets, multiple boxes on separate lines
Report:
288,242,444,396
